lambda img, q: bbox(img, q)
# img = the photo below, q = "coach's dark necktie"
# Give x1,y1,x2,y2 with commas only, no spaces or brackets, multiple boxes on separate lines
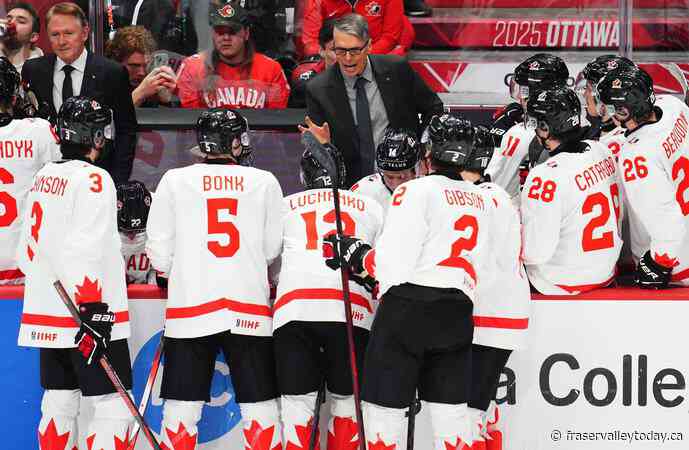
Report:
354,76,375,174
62,65,75,104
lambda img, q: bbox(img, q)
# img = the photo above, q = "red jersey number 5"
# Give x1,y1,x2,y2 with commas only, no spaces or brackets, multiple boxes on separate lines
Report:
207,198,240,258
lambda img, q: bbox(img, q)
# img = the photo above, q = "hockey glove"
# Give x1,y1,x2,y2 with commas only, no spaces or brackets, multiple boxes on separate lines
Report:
635,251,672,289
74,302,115,365
323,235,372,276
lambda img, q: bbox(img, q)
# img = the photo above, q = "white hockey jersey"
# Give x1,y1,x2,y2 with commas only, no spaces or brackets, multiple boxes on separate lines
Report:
618,95,689,284
16,160,129,348
0,118,61,284
599,125,626,162
374,175,493,301
473,183,530,350
350,173,391,215
273,188,384,331
146,163,284,338
521,140,622,295
485,122,535,201
120,231,155,284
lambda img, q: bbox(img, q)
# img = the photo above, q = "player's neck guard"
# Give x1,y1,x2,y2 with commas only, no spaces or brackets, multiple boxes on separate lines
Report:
624,105,662,137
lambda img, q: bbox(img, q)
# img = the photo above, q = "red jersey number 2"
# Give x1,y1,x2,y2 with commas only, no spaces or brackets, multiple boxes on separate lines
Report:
207,198,240,257
438,214,478,282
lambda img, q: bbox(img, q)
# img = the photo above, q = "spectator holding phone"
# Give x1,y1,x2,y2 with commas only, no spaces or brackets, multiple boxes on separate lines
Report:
105,26,177,107
176,0,290,109
0,2,43,74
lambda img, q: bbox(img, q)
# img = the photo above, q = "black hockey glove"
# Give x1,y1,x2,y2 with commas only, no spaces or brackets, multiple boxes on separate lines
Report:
489,102,523,147
635,251,672,289
322,234,372,276
74,302,115,365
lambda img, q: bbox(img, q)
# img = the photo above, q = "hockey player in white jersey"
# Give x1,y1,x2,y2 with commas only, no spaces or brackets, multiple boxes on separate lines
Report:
323,118,498,450
486,54,570,200
351,128,421,215
0,57,61,285
275,144,383,450
16,96,132,450
575,55,637,159
521,86,623,295
117,181,156,284
598,67,689,288
146,108,284,450
449,124,530,450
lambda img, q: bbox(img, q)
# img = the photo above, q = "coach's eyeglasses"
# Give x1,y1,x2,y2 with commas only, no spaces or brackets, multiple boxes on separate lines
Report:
333,43,369,57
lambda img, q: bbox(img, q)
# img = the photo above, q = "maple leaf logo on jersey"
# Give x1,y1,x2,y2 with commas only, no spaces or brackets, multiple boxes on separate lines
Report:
38,419,72,450
75,276,102,304
443,438,469,450
161,423,198,450
244,421,282,450
368,436,396,450
327,417,358,450
286,419,320,450
113,429,132,450
365,1,382,16
654,252,679,268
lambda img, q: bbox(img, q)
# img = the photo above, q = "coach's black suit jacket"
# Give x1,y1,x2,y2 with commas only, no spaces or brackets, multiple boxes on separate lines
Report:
305,54,443,187
22,52,138,184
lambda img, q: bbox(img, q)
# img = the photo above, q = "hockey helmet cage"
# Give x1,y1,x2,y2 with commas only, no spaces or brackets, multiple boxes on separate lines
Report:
596,67,655,123
116,181,152,233
56,96,114,148
526,86,582,138
196,108,254,166
300,142,346,189
376,127,421,171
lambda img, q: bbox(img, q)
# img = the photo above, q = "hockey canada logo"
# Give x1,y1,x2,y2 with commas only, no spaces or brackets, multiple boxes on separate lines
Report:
218,4,235,18
606,60,618,70
529,61,540,70
612,78,622,88
132,331,242,443
366,1,382,16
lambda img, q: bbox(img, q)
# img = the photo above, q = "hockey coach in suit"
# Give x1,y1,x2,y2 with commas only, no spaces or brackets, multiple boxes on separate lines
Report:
22,2,137,184
305,13,442,187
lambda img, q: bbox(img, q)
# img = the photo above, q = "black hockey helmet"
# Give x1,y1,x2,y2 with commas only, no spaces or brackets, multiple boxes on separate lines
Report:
425,113,475,167
300,142,347,189
464,125,494,173
195,108,254,166
578,55,636,87
526,86,581,138
56,96,114,148
116,181,152,233
376,127,421,172
0,56,19,103
596,67,655,123
506,53,570,101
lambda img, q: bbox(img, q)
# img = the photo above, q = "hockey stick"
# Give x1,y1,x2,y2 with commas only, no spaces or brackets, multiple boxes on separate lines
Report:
406,393,420,450
301,131,367,450
308,377,326,450
53,280,163,450
126,332,165,450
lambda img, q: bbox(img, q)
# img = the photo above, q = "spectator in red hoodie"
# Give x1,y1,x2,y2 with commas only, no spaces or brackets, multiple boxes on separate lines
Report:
301,0,415,58
176,0,290,109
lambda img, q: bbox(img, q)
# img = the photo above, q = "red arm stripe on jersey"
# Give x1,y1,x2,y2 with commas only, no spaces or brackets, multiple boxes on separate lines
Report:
671,267,689,282
0,268,24,281
555,273,616,294
21,311,129,327
274,288,373,313
473,316,529,330
166,297,273,319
